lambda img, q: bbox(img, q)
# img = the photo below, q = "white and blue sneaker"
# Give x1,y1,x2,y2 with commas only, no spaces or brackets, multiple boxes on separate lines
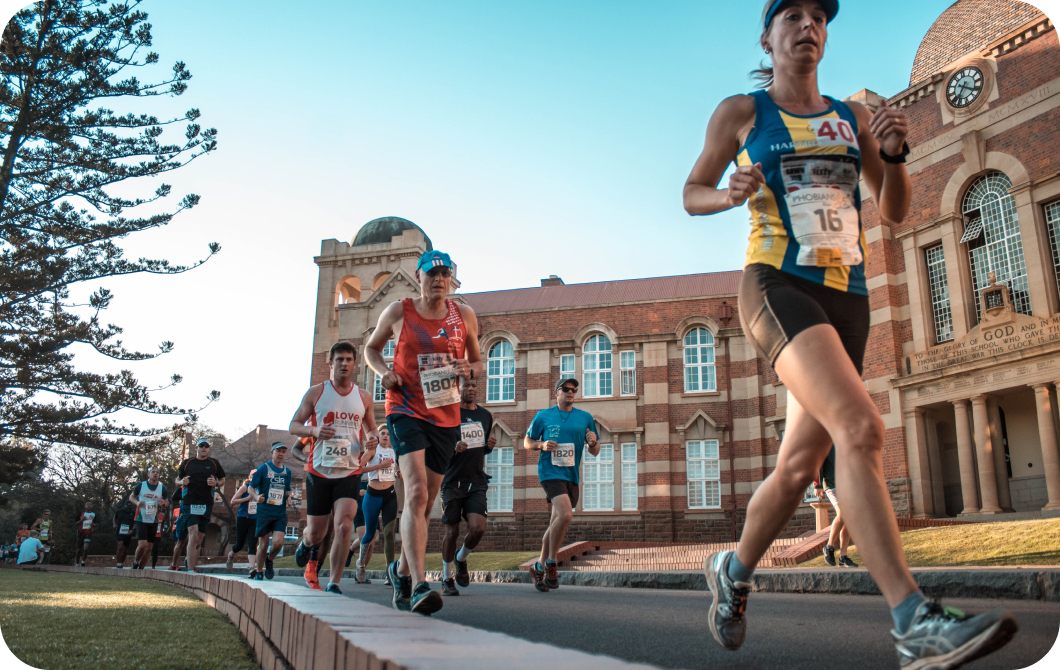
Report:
892,601,1017,670
703,551,751,651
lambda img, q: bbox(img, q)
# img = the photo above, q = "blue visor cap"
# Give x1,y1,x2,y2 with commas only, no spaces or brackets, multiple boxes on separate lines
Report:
417,250,453,273
764,0,838,28
271,441,287,451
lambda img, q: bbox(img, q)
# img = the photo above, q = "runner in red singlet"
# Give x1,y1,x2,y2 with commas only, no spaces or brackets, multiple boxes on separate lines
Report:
289,341,379,594
366,249,482,615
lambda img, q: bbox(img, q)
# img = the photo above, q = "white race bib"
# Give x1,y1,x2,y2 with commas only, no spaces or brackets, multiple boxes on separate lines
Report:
552,443,576,468
143,501,158,523
189,504,207,516
460,421,486,448
247,500,257,516
267,483,284,506
82,517,93,530
420,367,460,409
119,524,131,535
781,154,862,267
320,438,354,469
377,462,395,482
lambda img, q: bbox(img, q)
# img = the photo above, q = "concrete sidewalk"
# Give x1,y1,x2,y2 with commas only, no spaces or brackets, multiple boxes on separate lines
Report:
198,564,1060,601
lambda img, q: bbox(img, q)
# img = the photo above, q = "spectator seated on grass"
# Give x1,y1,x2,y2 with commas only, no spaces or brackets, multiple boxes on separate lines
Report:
17,531,44,566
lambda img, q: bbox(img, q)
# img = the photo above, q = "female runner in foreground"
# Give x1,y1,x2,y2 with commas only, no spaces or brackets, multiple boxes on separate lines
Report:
683,2,1017,668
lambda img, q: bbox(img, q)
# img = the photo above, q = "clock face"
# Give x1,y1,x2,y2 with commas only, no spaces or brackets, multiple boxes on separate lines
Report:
947,66,984,109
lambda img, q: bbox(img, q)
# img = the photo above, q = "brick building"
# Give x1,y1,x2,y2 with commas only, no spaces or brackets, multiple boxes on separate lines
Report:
307,0,1060,552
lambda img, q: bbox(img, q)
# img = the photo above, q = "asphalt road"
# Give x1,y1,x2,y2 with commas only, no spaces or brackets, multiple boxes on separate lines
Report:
275,576,1060,670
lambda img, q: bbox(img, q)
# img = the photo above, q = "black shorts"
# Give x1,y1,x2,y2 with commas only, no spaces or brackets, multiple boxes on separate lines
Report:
352,479,370,528
180,502,213,533
305,472,360,517
115,529,134,547
388,414,459,475
136,521,158,543
441,483,489,525
231,516,253,553
255,515,287,538
541,479,580,507
739,263,870,374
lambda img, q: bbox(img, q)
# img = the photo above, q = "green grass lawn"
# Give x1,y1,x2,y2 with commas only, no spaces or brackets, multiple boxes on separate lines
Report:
0,569,257,670
272,550,538,572
796,517,1060,568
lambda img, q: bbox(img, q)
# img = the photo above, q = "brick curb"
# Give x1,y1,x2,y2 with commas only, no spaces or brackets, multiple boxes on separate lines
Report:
34,565,658,670
194,565,1060,601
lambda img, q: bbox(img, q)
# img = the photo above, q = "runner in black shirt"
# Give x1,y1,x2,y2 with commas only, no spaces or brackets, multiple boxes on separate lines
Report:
439,377,495,595
113,499,136,568
168,486,187,570
176,438,226,572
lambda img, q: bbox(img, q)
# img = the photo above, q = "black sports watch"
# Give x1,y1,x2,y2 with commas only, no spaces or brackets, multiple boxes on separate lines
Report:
880,141,910,164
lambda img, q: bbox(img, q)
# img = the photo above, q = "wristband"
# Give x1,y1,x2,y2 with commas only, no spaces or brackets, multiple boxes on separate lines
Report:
880,141,910,164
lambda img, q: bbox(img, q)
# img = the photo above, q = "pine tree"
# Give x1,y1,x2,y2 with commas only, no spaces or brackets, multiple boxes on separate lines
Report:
0,0,221,475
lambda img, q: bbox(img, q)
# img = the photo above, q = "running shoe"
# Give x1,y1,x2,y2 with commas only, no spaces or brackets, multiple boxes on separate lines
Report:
529,561,549,593
355,563,369,584
839,556,859,568
410,581,443,615
893,601,1017,670
226,554,234,570
253,572,264,581
442,578,460,596
295,540,311,568
455,559,470,588
304,559,323,591
345,545,354,568
703,550,751,651
116,563,122,569
823,544,837,567
265,559,274,580
383,575,392,586
388,560,411,611
325,583,343,595
545,560,560,589
248,569,258,580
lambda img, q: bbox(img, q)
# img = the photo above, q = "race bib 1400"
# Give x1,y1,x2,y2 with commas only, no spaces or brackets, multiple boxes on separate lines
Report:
460,421,486,448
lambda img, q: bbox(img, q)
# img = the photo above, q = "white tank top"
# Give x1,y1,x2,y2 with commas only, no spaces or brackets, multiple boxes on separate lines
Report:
308,381,365,479
137,482,165,523
368,446,397,483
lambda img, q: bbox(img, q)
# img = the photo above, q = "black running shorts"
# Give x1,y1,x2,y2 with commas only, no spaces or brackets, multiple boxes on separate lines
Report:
352,479,369,528
739,263,870,374
115,529,134,547
441,483,489,525
541,479,580,507
305,472,360,517
387,414,459,476
135,521,158,543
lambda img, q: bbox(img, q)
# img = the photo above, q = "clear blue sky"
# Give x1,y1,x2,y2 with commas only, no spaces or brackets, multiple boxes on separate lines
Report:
3,0,1055,439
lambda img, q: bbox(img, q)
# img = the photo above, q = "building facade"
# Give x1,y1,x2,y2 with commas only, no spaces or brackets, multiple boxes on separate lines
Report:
307,1,1060,551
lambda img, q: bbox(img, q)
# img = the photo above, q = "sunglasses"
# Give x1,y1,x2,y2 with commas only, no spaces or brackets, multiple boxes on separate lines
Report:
559,386,577,393
426,268,452,278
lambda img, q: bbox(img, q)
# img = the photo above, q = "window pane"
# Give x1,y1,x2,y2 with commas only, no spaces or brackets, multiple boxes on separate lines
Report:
600,371,612,396
687,441,702,459
622,482,638,510
584,372,597,397
688,480,705,508
621,443,636,463
705,481,721,507
685,366,699,392
685,347,698,365
687,461,704,479
704,460,719,479
704,365,716,391
561,355,575,374
620,351,635,368
704,440,719,459
622,462,637,482
621,369,635,395
501,448,514,465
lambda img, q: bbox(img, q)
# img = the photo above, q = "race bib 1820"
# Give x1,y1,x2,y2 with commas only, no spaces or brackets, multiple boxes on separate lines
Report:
552,443,576,468
460,421,486,448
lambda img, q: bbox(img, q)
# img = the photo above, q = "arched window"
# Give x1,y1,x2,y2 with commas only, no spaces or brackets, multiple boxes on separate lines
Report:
487,340,515,402
582,335,612,398
336,276,361,305
684,328,716,392
960,172,1030,319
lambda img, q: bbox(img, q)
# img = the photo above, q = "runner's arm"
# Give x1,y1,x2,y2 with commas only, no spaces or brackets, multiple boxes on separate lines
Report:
683,94,762,216
231,483,251,506
850,100,911,224
290,385,333,439
365,302,404,385
454,303,484,381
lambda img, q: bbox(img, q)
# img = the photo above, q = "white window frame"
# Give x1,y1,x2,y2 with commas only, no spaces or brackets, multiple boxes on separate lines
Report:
686,439,720,509
560,354,575,383
963,172,1030,320
285,525,300,541
486,340,516,403
683,328,716,393
619,350,636,396
373,340,395,402
1045,201,1060,299
621,442,638,510
582,444,614,511
925,244,954,344
485,447,514,512
582,335,613,398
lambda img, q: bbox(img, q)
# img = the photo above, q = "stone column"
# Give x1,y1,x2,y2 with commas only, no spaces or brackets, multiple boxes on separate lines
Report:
951,399,980,515
907,408,935,518
987,398,1014,512
1034,384,1060,511
924,412,948,516
970,395,1002,514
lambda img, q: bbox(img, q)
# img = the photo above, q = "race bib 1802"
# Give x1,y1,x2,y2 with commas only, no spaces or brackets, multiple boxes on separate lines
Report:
552,443,576,468
781,154,862,267
460,421,486,448
420,367,460,409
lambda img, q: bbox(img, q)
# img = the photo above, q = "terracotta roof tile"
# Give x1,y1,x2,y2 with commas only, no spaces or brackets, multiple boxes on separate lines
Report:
460,270,742,314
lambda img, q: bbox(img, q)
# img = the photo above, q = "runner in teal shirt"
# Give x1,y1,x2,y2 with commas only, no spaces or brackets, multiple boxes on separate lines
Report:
527,405,597,484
